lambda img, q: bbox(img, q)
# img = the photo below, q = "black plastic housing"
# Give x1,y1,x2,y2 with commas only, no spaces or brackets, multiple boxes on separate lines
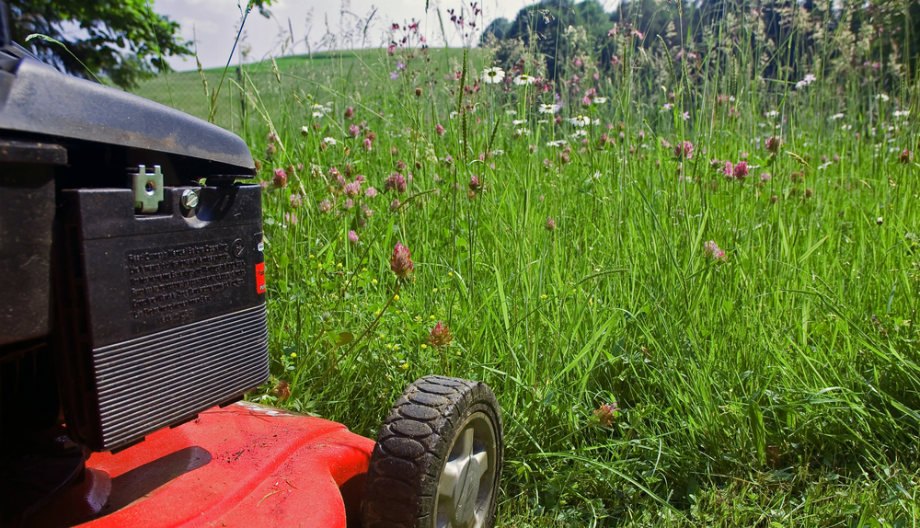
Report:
56,185,269,451
0,33,269,452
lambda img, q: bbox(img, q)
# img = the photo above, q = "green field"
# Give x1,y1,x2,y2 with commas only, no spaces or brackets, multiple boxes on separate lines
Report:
135,34,919,527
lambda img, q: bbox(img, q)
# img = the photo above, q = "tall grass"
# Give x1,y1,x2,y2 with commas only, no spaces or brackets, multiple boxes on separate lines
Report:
135,2,919,525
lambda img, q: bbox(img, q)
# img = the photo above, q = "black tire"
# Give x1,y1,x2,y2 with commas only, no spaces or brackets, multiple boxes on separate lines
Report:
362,375,503,528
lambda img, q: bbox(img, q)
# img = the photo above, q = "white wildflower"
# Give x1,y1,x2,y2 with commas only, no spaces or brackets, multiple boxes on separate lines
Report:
512,119,527,126
513,74,536,86
568,115,591,127
539,103,559,114
546,139,567,147
323,137,337,145
829,113,845,120
482,67,505,84
795,73,816,90
311,103,330,118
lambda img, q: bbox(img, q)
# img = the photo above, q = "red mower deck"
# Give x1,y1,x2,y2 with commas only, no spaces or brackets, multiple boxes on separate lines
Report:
34,402,374,527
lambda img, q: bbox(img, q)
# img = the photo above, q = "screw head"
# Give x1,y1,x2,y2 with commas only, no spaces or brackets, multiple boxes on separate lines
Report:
180,189,200,210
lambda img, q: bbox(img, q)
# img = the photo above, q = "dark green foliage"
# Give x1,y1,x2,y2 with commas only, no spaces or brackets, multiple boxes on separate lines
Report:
486,0,920,85
479,17,510,45
496,0,610,81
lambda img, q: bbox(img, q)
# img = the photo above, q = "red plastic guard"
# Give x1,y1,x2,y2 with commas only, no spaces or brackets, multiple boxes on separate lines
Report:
35,402,374,527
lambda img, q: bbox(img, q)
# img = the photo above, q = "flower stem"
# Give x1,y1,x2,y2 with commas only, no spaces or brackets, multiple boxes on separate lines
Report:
323,283,401,376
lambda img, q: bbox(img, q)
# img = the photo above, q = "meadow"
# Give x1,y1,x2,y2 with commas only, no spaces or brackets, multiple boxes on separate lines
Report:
135,17,920,527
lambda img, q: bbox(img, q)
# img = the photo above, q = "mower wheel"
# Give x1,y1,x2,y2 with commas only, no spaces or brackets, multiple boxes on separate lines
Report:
362,375,503,528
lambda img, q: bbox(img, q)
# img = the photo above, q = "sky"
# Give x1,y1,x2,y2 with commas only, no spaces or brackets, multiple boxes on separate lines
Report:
151,0,540,71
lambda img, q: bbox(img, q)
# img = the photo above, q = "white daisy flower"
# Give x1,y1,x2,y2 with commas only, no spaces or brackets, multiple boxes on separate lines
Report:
482,67,505,84
539,103,558,114
568,115,591,127
323,137,337,145
513,74,536,86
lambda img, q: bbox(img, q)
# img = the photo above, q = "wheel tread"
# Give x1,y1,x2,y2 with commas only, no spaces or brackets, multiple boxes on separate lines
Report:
362,375,502,528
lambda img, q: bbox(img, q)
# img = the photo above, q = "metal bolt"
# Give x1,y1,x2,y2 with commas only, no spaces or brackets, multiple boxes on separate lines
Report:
180,189,200,210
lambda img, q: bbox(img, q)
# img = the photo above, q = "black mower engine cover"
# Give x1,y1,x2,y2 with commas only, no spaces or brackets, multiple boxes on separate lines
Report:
0,39,269,451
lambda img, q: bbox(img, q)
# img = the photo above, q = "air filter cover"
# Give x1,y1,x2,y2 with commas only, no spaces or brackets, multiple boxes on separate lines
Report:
58,184,269,451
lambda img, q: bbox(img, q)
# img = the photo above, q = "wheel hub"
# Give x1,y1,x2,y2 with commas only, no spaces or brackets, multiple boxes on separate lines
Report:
436,412,496,528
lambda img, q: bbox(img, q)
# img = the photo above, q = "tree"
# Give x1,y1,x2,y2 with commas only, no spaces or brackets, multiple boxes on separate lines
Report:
479,17,510,46
499,0,610,81
4,0,272,89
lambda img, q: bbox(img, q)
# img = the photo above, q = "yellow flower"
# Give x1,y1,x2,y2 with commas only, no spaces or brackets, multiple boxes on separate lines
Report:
429,315,436,320
400,362,409,370
432,287,439,293
372,279,378,285
290,352,297,358
336,262,343,268
394,294,400,301
421,344,428,350
448,271,453,277
541,294,548,300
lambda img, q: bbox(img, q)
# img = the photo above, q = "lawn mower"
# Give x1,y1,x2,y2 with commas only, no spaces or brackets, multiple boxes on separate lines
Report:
0,3,503,526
